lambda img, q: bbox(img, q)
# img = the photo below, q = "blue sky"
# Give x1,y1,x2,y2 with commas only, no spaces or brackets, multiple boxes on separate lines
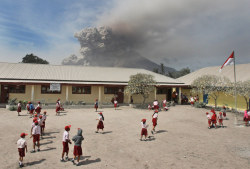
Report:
0,0,250,70
0,0,113,64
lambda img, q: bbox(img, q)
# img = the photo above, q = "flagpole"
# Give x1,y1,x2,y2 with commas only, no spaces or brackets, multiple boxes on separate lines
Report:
233,51,237,112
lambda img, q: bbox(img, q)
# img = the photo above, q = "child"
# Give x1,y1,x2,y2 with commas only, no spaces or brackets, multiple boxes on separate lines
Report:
29,102,35,118
148,104,152,110
243,110,249,126
61,125,72,162
114,99,118,110
17,101,22,116
211,109,217,128
38,115,43,138
56,100,60,116
222,106,227,120
26,102,30,114
17,133,28,168
71,128,84,166
153,100,159,110
218,112,224,128
96,112,104,133
30,117,37,135
30,121,41,152
190,97,194,106
206,112,211,129
94,99,98,112
35,101,42,116
162,99,167,109
140,119,148,141
41,111,47,135
151,110,158,134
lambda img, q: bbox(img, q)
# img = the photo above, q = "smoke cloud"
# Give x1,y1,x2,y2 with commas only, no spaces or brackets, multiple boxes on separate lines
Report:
63,0,250,70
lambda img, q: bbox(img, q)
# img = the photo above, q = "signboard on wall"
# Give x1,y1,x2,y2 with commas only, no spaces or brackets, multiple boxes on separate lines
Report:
50,83,61,91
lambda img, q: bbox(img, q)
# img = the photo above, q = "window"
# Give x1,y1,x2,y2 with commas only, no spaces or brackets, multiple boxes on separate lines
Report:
72,86,91,94
104,87,124,94
41,85,61,94
157,88,168,94
9,85,25,93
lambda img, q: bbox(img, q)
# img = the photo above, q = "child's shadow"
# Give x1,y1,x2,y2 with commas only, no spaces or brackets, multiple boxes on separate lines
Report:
26,159,46,166
102,131,112,134
156,130,168,134
147,136,155,141
78,158,101,166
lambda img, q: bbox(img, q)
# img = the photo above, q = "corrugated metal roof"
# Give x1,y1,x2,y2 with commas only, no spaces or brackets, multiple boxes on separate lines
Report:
0,62,184,86
177,63,250,85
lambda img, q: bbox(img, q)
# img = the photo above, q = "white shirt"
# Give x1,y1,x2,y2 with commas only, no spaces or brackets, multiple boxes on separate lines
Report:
141,122,148,129
42,115,46,121
99,115,103,121
191,97,194,102
247,111,250,116
17,138,27,148
153,113,158,118
114,100,118,104
38,119,43,126
32,125,41,135
153,101,158,106
163,100,167,104
31,122,35,128
62,131,69,142
207,114,211,119
18,103,21,107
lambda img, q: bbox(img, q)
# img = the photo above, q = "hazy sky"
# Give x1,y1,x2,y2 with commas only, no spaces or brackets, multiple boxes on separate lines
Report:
0,0,249,70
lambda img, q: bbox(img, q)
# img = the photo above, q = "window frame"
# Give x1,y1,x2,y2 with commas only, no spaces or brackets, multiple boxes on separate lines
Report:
41,85,61,94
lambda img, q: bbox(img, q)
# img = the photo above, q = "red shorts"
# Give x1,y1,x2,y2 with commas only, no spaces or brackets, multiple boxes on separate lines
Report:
223,112,226,117
62,141,69,153
208,119,211,125
114,103,117,108
219,119,223,123
211,120,217,124
244,118,248,122
97,121,104,129
191,102,194,105
18,148,25,157
94,105,98,109
141,128,148,136
17,107,21,113
33,134,40,143
152,118,157,127
35,107,41,113
163,103,166,108
41,122,45,128
73,146,82,156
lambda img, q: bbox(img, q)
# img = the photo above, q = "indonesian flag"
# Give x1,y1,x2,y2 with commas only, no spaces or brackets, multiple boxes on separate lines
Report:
219,51,234,72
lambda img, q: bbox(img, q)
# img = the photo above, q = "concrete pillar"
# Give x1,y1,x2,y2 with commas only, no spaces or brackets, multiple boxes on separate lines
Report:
178,87,182,104
154,87,157,100
66,86,69,101
98,86,102,104
31,85,34,101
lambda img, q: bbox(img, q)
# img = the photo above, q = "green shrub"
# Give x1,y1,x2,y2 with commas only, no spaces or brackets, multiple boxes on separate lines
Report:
9,106,17,111
194,102,206,108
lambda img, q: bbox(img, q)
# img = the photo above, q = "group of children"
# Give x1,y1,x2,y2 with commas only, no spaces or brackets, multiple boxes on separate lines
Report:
17,101,42,118
206,107,227,129
17,107,47,168
148,99,169,111
141,109,159,141
56,98,64,115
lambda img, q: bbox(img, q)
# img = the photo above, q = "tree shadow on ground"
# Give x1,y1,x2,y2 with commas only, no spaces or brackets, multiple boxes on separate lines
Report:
40,140,53,145
42,136,56,139
78,158,101,166
156,130,168,134
26,159,46,166
101,131,112,134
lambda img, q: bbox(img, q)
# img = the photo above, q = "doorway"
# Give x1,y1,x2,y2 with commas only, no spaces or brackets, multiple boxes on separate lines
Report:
1,85,9,103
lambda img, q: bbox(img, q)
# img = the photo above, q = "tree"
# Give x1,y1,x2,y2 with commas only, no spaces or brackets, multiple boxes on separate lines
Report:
227,81,250,110
191,75,231,108
168,67,191,79
22,53,49,64
125,73,156,104
160,63,165,75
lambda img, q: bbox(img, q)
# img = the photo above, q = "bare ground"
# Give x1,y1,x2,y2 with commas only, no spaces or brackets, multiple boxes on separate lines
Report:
0,105,250,169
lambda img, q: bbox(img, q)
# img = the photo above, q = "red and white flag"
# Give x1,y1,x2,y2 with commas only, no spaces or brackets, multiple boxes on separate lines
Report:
219,51,234,72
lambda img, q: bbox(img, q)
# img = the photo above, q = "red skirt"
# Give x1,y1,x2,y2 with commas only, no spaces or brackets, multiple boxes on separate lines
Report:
56,107,60,112
33,134,40,143
141,128,148,136
62,141,69,153
94,104,98,109
30,109,34,115
154,105,159,110
223,112,226,117
73,146,82,156
35,107,41,113
219,119,223,123
17,107,21,113
18,148,25,157
152,118,157,127
163,103,166,107
41,121,45,128
97,121,104,129
244,117,249,122
114,103,117,108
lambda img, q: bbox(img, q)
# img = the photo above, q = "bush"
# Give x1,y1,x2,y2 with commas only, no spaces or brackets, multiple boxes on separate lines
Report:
9,106,17,111
8,98,17,105
194,102,206,108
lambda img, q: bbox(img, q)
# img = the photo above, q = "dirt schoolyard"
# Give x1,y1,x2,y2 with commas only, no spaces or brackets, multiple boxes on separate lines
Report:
0,105,249,169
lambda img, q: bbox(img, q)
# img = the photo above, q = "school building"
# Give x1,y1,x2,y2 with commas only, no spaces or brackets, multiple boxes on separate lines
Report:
177,63,250,110
0,62,186,105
